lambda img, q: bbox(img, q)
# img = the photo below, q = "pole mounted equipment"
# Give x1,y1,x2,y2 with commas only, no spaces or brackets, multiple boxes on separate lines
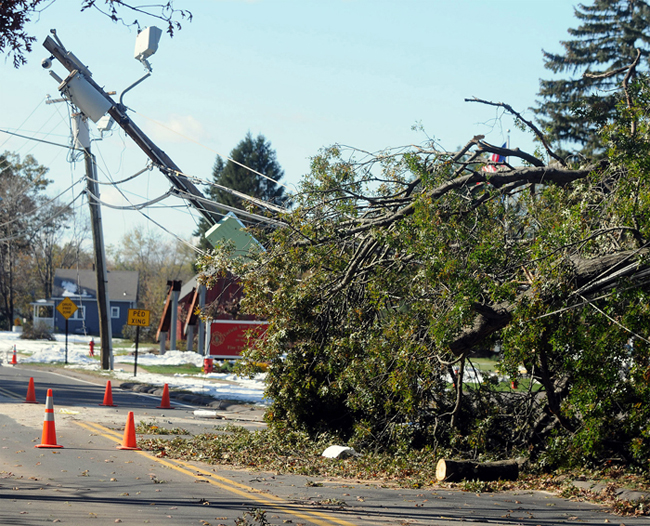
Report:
42,29,223,226
120,26,163,108
134,26,162,72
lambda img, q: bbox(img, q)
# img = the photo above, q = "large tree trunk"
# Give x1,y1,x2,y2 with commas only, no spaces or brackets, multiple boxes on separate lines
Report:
436,458,522,482
448,249,649,357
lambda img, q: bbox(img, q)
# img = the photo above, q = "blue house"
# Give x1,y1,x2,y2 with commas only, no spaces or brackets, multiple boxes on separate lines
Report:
36,269,139,337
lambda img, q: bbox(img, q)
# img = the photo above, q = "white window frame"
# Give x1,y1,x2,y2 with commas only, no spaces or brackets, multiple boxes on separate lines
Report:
111,306,120,319
71,305,86,320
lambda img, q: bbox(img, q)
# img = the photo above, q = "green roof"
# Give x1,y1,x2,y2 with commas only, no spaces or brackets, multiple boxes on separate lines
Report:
204,212,263,259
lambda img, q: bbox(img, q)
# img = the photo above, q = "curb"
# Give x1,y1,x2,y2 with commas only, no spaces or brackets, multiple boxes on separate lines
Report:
118,381,241,410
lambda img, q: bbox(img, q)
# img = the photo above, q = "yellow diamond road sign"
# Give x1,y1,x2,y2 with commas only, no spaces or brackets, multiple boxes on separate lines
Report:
56,297,78,320
127,309,150,327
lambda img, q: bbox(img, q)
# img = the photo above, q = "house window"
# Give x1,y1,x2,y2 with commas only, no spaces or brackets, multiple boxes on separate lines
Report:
36,305,54,319
71,306,86,320
111,306,120,319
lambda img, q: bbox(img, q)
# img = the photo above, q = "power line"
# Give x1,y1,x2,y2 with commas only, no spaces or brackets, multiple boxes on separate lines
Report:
133,110,292,191
90,139,207,255
4,84,284,243
129,209,208,257
0,173,86,231
89,141,285,225
171,187,286,227
0,98,47,150
169,168,288,214
85,187,175,211
0,128,81,152
0,192,84,243
89,163,153,185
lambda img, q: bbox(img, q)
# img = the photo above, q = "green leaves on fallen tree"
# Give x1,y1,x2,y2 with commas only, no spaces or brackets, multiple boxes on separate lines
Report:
198,88,650,468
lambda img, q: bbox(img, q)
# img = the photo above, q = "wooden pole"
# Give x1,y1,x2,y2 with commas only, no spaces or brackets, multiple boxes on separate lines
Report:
84,149,113,370
64,318,68,365
134,325,140,377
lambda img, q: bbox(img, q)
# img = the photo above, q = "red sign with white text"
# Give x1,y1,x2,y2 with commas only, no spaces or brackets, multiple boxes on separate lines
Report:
208,320,268,358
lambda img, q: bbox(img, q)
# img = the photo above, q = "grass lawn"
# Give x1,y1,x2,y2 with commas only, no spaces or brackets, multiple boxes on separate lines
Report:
453,356,544,392
111,340,137,355
137,363,204,376
467,357,499,372
463,378,543,392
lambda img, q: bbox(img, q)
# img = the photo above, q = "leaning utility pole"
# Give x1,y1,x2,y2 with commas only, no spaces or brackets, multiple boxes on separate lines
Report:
82,140,113,370
67,109,113,371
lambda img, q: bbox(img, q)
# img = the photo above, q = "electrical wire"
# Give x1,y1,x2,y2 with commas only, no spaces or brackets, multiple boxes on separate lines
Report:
579,294,650,346
0,98,47,150
170,168,288,214
89,163,153,185
85,187,175,210
89,142,278,228
0,177,86,231
23,109,70,158
133,110,292,191
88,142,207,256
5,100,283,247
0,128,81,152
0,103,84,232
6,110,287,227
171,187,286,227
0,192,85,243
130,208,208,257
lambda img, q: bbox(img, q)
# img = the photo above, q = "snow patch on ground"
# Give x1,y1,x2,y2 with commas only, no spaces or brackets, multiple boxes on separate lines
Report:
0,331,267,404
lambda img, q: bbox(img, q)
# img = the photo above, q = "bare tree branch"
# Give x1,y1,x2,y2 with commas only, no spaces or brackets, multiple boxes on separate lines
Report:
465,97,567,167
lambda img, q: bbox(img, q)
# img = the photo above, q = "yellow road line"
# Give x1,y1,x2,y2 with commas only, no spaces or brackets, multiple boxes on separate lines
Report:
75,421,358,526
0,386,22,400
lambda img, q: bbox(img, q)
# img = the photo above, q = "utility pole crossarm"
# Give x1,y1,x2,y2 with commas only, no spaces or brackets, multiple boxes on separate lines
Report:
43,36,222,226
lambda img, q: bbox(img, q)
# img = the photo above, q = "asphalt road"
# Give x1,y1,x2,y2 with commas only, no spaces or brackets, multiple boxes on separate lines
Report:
1,365,649,526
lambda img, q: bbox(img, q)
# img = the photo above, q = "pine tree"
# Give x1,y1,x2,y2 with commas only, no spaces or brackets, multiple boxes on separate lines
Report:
535,0,650,156
194,133,286,250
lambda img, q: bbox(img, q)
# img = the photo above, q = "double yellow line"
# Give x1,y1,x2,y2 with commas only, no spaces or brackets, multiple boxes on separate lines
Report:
0,386,22,400
76,421,358,526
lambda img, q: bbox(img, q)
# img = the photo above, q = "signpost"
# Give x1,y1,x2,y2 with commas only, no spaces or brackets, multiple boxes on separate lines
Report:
56,298,78,364
127,309,150,376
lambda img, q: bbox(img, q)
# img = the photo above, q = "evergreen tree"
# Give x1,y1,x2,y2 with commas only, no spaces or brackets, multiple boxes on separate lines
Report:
195,133,286,250
535,0,650,156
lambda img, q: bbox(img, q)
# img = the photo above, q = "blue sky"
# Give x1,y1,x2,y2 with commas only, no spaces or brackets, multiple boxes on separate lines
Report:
1,0,578,249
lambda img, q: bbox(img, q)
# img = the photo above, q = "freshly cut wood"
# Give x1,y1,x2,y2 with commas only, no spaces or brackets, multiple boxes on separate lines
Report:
436,458,520,482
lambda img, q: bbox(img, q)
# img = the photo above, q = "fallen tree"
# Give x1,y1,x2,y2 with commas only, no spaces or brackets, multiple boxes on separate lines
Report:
198,80,650,469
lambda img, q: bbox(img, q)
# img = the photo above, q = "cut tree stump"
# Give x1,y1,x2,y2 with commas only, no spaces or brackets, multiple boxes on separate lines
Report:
435,458,521,482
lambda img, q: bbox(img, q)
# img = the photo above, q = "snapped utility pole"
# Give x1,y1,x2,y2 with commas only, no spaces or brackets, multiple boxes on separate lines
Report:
42,30,225,369
43,35,223,227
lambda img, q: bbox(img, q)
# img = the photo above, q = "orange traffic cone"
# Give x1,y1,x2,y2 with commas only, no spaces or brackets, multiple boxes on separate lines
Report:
117,411,141,450
25,377,38,403
99,380,116,407
10,345,17,365
35,389,63,449
157,383,172,409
